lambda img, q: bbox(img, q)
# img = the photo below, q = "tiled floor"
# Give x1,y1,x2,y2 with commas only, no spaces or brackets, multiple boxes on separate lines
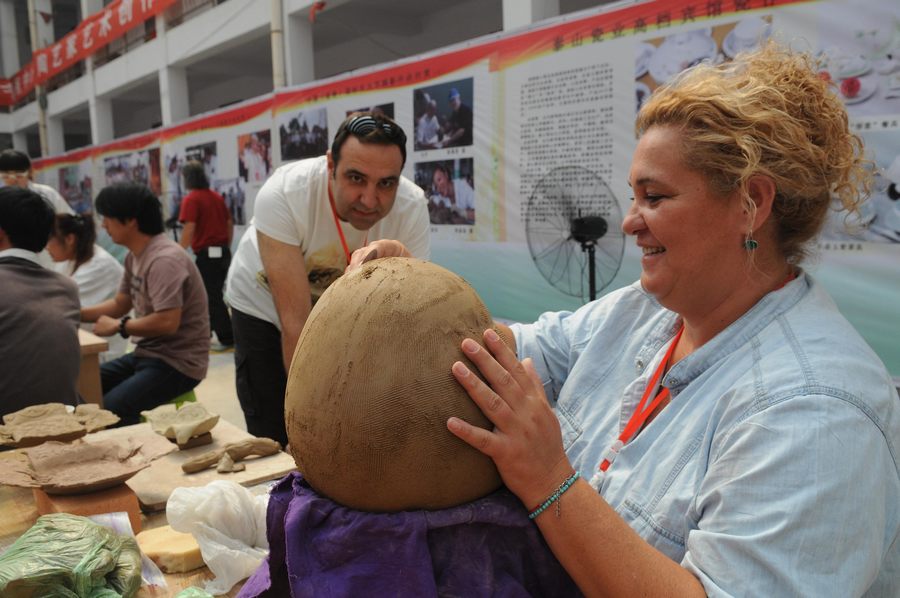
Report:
194,349,246,432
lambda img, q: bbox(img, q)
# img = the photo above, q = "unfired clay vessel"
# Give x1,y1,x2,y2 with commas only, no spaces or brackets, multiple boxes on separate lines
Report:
285,258,504,512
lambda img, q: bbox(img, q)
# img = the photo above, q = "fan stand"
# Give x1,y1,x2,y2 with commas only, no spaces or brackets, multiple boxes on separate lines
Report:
571,216,609,301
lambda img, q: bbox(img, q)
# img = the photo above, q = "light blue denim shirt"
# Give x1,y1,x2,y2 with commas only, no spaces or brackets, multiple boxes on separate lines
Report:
512,273,899,597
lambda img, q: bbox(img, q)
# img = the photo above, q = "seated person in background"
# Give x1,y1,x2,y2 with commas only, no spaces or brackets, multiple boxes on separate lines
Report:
446,43,900,596
81,184,210,425
47,213,124,307
0,187,80,419
1,149,74,269
47,213,127,362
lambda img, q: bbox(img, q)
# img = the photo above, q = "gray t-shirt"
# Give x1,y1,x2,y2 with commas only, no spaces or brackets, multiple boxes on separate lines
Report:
121,234,209,381
0,251,80,417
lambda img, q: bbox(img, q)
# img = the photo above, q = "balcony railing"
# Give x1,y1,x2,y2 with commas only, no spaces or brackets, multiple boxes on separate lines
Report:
93,18,157,68
164,0,229,28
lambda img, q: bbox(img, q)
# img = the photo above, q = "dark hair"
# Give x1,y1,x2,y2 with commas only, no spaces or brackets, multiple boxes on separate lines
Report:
0,149,31,172
330,112,408,168
0,186,54,251
95,183,164,235
53,213,96,272
181,160,209,190
432,163,451,179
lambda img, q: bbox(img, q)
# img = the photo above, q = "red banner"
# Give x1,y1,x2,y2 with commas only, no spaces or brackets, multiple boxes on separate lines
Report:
3,0,179,107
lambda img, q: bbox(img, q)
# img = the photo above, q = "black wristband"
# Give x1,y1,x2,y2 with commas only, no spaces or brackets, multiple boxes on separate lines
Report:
119,316,131,339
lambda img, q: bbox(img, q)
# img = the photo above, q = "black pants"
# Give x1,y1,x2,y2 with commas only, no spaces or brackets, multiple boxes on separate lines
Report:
232,307,288,446
102,353,200,426
196,247,234,345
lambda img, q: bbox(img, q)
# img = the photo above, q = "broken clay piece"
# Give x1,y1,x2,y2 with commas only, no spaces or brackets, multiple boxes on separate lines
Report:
0,403,120,449
0,433,176,495
181,438,281,474
25,438,151,495
142,402,220,446
171,431,213,450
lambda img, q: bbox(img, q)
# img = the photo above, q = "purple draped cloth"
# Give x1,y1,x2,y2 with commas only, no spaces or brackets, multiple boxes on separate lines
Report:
239,472,581,597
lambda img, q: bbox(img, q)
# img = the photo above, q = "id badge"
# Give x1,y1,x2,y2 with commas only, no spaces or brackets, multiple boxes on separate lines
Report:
208,246,223,258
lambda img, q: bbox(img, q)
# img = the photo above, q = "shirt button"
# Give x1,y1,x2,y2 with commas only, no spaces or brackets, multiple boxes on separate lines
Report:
636,359,644,371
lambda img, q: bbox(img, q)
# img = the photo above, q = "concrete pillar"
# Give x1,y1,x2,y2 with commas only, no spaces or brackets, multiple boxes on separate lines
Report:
89,95,113,144
0,0,20,77
47,114,65,154
502,0,560,30
157,14,190,125
159,65,190,125
285,12,315,86
81,0,102,16
12,130,28,152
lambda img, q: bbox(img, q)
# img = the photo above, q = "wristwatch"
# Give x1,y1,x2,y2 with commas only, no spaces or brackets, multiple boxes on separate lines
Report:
119,316,131,339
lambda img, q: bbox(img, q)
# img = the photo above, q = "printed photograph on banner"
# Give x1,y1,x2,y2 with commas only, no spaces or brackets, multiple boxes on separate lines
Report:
279,106,328,162
636,16,772,113
816,1,900,117
215,177,247,226
345,103,394,119
163,153,185,221
414,158,475,225
413,78,474,150
58,162,93,214
103,148,161,196
822,127,900,243
185,141,218,185
238,130,272,184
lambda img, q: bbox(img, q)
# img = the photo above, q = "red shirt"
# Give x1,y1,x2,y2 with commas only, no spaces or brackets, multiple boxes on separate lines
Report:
178,188,231,253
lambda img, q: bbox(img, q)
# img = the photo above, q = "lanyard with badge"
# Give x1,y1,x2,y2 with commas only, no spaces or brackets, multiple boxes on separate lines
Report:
591,271,797,489
327,181,367,264
591,324,684,489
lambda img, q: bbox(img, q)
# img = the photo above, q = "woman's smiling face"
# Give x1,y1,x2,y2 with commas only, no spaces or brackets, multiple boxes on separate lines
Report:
624,125,749,313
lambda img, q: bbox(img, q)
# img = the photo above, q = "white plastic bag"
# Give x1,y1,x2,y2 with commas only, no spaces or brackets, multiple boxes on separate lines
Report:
167,481,270,596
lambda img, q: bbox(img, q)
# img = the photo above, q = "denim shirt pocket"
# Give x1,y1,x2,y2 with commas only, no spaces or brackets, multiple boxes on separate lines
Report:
555,403,584,452
617,431,704,561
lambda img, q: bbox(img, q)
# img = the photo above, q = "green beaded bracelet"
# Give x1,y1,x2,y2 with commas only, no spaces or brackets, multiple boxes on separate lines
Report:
528,471,581,520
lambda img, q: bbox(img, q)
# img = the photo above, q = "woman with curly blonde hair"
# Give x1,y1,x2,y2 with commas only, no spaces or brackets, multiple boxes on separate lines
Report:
447,42,899,596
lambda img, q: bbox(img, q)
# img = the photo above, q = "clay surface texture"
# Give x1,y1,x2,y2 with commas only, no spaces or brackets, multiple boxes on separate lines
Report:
0,433,177,495
285,257,503,512
0,403,119,448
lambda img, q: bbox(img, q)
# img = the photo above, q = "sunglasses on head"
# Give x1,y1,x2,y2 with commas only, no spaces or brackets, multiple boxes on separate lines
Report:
345,115,406,145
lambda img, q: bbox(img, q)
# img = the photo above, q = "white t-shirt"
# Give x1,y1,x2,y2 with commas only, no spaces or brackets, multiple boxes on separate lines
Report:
53,244,128,361
58,244,125,307
30,181,73,215
225,155,431,328
416,114,441,146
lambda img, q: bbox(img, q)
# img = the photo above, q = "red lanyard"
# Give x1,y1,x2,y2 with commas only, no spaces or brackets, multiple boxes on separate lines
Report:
597,270,797,475
327,182,366,264
599,324,684,473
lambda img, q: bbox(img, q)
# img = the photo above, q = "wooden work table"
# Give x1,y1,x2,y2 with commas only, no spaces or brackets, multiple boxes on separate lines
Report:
0,420,297,597
78,328,109,405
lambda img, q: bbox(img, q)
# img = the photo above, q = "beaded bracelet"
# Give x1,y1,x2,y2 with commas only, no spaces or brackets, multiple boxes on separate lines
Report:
528,471,581,520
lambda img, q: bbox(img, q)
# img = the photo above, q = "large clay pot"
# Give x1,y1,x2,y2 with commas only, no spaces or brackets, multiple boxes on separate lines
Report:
285,258,503,512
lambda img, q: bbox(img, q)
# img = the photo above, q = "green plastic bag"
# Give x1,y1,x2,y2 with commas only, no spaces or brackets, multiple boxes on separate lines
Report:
0,513,142,597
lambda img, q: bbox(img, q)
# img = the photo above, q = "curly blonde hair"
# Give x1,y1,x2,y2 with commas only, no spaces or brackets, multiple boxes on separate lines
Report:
636,41,870,264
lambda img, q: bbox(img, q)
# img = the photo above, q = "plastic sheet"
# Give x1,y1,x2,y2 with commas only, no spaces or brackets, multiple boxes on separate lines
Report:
167,480,270,596
0,513,142,597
